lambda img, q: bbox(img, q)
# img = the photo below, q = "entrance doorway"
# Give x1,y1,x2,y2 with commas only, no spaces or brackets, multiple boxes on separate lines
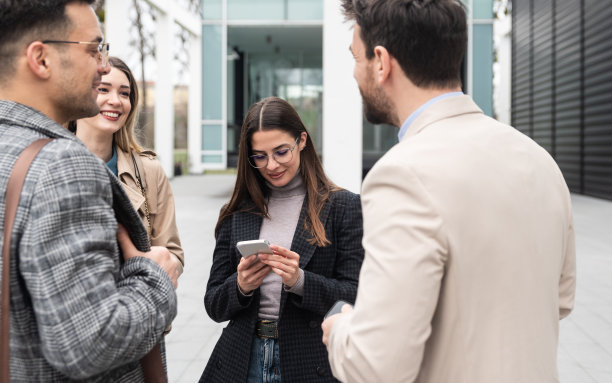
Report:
226,25,323,166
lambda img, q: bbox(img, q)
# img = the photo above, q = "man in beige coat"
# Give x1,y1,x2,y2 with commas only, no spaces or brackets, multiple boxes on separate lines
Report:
321,1,576,382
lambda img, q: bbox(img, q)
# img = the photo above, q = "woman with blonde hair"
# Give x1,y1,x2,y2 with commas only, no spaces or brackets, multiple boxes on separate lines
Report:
70,56,184,274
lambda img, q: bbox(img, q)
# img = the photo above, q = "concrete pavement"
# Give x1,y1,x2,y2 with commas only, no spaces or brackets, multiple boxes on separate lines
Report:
165,174,612,382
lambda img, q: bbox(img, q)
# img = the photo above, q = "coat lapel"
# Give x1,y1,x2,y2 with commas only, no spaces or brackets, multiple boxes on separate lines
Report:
279,194,333,314
107,168,150,252
232,209,263,261
291,196,332,269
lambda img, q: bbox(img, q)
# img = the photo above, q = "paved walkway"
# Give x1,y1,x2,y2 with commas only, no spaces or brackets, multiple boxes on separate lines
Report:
165,174,612,382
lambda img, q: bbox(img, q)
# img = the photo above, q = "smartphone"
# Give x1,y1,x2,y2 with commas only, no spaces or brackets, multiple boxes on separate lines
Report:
236,239,273,258
324,300,352,319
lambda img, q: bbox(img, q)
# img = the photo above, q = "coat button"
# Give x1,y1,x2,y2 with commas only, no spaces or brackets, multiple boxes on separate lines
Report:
309,320,318,329
316,366,325,376
216,360,222,369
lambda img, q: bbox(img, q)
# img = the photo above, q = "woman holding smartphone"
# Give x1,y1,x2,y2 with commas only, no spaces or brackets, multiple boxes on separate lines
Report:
201,97,364,382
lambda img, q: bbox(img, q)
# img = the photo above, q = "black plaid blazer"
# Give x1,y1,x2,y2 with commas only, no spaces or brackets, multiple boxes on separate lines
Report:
200,189,364,382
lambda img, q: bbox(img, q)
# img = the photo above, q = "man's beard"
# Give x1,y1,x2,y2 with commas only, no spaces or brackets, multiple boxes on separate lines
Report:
359,82,396,127
56,57,100,123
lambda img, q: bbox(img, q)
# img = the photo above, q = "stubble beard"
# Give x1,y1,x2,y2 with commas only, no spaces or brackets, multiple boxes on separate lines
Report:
56,56,100,123
359,81,397,127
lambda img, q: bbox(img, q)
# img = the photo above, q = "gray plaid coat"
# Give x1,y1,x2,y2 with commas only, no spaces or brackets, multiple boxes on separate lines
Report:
0,101,177,382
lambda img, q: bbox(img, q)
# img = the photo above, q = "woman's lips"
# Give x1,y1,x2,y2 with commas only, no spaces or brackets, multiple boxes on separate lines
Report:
100,111,120,122
268,171,285,179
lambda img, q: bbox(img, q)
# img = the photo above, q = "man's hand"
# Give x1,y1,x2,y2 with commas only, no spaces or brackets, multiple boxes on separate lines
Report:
322,304,354,351
117,224,179,288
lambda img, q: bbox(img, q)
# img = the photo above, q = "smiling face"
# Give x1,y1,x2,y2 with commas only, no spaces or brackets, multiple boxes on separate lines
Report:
53,2,110,123
250,129,306,188
77,66,132,138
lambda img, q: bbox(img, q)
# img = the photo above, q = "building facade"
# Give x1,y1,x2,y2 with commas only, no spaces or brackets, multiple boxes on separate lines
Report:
197,0,496,192
512,0,612,200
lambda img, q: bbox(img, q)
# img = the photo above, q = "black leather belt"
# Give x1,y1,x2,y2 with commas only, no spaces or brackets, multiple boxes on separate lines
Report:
255,320,278,339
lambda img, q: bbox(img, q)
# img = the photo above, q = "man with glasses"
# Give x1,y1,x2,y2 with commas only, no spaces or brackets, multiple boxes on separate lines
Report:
0,1,178,381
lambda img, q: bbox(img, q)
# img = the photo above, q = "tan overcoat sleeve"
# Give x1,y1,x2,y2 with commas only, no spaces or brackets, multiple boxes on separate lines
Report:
328,158,448,383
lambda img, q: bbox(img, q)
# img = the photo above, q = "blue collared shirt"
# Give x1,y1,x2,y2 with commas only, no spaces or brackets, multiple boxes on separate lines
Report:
105,146,118,176
398,92,464,141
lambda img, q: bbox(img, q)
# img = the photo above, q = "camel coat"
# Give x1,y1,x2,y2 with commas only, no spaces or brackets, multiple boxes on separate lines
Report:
116,147,184,274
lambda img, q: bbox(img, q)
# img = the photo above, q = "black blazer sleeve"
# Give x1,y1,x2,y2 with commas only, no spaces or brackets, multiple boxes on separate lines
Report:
204,214,254,322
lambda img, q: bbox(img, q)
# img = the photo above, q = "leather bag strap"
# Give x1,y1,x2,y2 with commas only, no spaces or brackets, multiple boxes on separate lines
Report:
141,343,167,383
1,138,53,383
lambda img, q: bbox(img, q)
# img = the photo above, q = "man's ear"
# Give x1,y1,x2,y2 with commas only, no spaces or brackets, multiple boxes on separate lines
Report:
373,45,392,84
25,41,52,80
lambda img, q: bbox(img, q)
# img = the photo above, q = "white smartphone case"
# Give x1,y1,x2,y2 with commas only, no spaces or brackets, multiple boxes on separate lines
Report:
236,239,273,257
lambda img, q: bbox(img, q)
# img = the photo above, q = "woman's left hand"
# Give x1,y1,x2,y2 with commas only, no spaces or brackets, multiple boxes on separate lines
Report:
258,245,301,287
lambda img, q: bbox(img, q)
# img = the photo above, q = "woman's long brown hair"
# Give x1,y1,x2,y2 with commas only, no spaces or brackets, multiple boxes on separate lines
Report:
215,97,339,247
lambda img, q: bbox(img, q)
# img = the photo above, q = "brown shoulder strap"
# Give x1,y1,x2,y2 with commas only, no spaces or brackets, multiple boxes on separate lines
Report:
1,138,53,383
141,343,167,383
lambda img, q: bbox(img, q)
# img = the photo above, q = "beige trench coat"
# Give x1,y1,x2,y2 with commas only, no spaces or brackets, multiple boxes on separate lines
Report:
116,147,184,275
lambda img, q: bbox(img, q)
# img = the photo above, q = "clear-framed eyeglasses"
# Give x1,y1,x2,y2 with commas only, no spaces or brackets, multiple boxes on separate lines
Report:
248,137,300,168
41,40,110,67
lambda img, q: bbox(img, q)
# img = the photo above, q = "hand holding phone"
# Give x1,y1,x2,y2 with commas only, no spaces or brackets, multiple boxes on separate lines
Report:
236,239,273,258
324,300,352,319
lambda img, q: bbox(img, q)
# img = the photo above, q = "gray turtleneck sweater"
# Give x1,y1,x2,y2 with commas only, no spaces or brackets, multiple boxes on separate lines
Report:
256,174,306,320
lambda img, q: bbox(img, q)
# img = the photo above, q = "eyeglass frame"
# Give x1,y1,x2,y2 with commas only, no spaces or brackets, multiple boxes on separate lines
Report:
41,40,110,67
248,137,301,169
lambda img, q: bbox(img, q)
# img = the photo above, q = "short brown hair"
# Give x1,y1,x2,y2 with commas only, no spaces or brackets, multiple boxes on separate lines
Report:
0,0,96,83
342,0,467,89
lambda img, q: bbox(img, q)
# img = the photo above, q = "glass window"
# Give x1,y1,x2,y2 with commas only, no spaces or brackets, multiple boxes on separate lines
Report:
228,0,284,20
288,0,323,20
363,120,397,153
247,52,323,153
202,154,223,163
473,24,493,116
202,25,222,120
202,0,222,20
473,0,493,19
202,124,223,150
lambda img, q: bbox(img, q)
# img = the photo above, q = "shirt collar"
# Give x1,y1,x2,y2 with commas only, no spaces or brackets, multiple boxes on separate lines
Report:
398,91,464,141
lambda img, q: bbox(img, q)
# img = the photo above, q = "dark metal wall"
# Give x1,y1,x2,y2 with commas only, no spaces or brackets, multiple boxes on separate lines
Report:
512,0,612,200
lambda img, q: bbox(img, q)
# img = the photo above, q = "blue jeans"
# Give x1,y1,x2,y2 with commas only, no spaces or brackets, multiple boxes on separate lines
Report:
247,335,281,383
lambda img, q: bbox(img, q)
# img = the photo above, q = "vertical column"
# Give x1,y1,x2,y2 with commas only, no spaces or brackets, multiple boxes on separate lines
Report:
188,33,203,174
493,8,512,125
322,1,363,193
104,0,131,61
155,11,175,177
